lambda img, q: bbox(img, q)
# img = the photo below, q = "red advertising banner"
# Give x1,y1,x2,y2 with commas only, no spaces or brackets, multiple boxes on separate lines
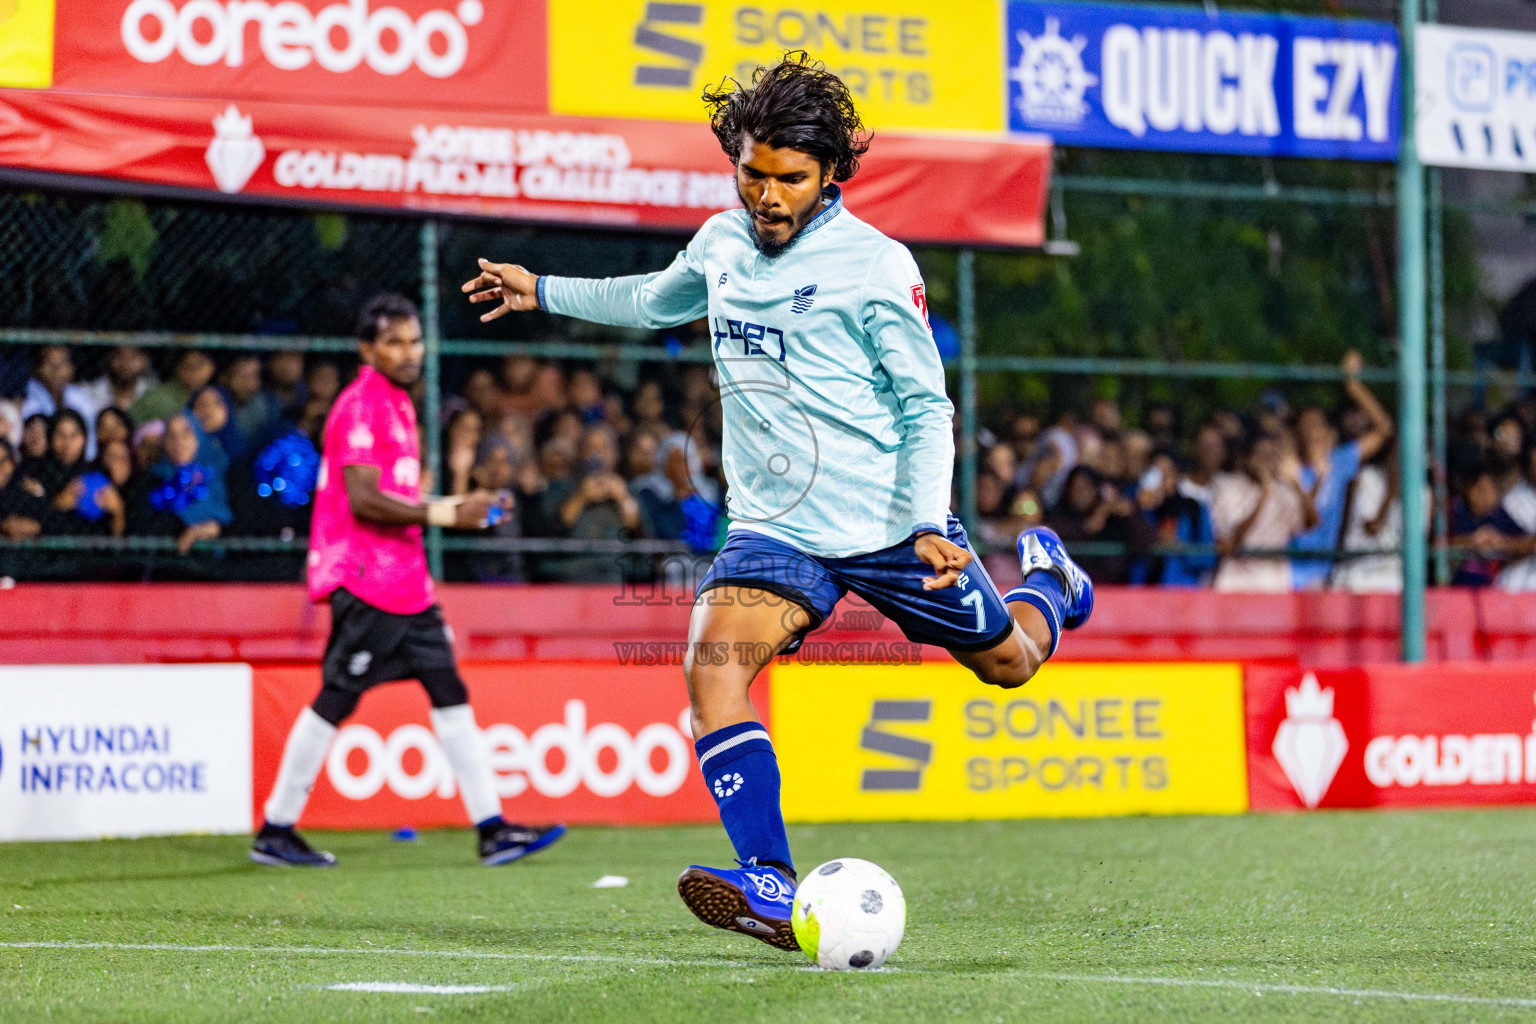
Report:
1246,664,1536,811
251,662,733,829
0,88,1050,245
49,0,547,114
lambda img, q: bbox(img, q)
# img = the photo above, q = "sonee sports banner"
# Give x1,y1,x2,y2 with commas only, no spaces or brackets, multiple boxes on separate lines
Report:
1005,1,1400,160
771,661,1250,822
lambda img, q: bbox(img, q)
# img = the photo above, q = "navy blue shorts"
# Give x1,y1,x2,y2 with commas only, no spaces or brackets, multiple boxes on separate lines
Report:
696,517,1015,653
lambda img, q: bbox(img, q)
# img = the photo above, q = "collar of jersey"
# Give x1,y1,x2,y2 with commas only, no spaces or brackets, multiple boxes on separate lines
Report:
795,184,843,241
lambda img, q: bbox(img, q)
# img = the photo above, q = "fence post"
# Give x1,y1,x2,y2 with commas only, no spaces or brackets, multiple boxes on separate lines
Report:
958,248,979,538
420,217,444,580
1429,169,1450,587
1425,0,1449,590
1397,0,1428,662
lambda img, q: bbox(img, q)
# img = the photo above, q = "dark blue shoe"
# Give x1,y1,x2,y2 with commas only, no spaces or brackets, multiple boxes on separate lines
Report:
1017,526,1094,629
250,825,336,868
480,823,567,866
678,862,799,951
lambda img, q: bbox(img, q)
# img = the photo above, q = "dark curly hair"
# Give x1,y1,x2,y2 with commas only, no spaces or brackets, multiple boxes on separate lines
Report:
702,51,871,182
356,292,420,342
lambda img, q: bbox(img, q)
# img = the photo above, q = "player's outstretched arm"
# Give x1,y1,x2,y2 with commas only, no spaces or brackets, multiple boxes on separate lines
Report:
342,464,500,529
464,220,714,331
462,259,540,322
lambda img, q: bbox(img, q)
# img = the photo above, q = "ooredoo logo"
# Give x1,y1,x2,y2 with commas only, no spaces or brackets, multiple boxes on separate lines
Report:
324,700,692,802
120,0,485,78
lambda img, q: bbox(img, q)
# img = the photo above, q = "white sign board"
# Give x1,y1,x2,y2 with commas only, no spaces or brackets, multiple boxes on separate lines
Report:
1417,23,1536,170
0,665,252,841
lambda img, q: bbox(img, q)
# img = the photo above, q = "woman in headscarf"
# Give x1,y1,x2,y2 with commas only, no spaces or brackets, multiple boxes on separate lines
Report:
26,409,124,536
95,406,134,454
191,385,241,465
142,410,232,555
18,412,50,478
0,438,46,539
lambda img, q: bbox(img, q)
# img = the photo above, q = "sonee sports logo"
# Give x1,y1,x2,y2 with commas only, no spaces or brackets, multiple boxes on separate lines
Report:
860,700,933,792
713,772,744,797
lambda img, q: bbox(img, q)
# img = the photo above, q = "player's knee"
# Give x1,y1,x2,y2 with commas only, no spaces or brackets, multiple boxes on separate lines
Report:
973,646,1035,690
419,668,469,709
312,686,360,726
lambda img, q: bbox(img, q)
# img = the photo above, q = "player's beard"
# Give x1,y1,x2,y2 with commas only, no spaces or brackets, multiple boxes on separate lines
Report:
741,195,802,259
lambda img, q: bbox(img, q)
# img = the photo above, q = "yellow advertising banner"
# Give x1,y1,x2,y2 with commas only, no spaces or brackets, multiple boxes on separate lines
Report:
0,0,54,89
548,1,1004,134
772,662,1249,821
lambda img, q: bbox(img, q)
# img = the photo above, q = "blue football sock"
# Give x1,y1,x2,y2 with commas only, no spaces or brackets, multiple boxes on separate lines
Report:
1004,570,1066,658
695,721,794,876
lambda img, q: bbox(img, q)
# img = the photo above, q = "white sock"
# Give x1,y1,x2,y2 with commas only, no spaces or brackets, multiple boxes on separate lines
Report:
431,704,503,826
263,707,337,828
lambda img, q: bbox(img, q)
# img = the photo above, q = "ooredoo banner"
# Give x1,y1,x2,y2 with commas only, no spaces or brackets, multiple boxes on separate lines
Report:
0,89,1050,244
1246,664,1536,811
251,662,718,828
771,661,1250,822
48,0,547,113
0,664,253,841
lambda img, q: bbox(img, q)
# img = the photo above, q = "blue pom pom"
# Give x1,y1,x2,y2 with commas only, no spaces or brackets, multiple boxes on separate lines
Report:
253,430,320,507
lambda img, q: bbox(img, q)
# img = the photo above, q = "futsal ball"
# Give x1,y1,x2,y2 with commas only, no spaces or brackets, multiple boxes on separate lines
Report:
791,858,906,970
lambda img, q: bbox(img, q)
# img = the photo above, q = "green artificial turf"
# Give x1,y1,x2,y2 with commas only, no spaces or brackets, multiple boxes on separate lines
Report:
3,810,1536,1022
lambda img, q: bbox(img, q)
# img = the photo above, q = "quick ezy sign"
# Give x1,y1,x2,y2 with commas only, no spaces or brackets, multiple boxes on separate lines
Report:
1007,1,1400,160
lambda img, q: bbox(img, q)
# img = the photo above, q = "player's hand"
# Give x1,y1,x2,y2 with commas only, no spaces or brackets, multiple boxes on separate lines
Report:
915,532,972,590
462,259,539,321
1342,349,1364,379
454,490,498,529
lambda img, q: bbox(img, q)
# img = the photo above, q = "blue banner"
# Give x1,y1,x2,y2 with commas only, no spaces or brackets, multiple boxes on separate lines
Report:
1006,1,1400,160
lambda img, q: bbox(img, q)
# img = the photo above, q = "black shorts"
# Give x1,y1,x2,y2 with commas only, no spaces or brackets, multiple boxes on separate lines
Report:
321,588,457,693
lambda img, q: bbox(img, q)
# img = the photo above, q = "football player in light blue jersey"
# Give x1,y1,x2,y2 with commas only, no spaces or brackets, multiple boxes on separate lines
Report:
462,54,1093,954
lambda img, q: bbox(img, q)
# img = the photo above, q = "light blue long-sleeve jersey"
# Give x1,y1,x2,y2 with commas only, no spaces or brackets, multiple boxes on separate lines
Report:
539,187,954,559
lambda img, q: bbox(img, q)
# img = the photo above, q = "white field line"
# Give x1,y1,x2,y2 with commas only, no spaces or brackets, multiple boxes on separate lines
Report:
7,941,1536,1010
321,982,521,995
0,940,747,969
1011,972,1536,1010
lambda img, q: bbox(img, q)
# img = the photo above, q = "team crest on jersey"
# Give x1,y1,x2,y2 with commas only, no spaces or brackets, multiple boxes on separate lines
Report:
791,284,818,314
392,457,421,489
910,284,930,328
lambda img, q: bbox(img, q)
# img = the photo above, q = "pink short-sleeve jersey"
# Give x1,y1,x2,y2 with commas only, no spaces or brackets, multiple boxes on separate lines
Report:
307,364,434,614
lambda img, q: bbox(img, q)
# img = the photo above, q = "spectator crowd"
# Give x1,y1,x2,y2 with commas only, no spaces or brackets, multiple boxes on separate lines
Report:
5,336,1536,591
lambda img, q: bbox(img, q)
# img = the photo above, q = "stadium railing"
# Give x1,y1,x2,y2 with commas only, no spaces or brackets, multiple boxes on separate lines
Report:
3,174,1534,584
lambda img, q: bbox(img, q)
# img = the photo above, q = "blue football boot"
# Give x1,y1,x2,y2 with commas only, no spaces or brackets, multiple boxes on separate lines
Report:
678,861,799,951
480,823,567,866
250,824,336,867
1017,526,1094,629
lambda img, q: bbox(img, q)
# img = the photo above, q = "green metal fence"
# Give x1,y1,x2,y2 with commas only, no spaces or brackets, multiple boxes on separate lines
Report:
0,132,1529,653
